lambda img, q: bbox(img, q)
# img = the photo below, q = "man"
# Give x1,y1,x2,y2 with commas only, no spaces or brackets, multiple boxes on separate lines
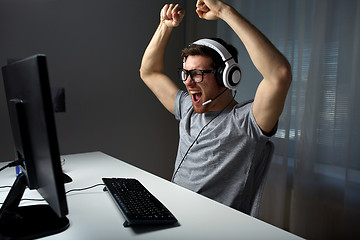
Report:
140,0,291,214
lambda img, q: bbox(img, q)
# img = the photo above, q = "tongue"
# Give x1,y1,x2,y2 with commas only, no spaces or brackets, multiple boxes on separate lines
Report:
193,93,202,103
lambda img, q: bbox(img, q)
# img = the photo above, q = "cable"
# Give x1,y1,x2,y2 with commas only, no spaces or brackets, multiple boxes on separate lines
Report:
0,183,106,205
65,183,105,194
0,159,22,172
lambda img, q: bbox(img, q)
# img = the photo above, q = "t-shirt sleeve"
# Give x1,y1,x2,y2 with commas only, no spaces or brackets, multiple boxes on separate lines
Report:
234,101,278,141
174,90,192,121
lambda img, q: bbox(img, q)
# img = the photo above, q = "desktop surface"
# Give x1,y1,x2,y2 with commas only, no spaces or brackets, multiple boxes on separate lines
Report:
0,152,302,239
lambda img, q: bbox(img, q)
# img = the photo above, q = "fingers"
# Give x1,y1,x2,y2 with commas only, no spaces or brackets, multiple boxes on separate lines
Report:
160,3,185,26
196,0,209,12
166,4,175,20
160,4,180,20
195,0,220,20
173,4,185,22
195,9,204,18
196,0,203,8
160,4,170,21
195,0,211,19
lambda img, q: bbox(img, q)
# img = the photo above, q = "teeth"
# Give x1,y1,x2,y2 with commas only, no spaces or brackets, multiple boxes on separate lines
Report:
190,91,201,94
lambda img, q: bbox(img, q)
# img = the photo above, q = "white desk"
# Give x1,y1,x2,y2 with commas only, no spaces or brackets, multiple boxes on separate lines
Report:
0,152,302,239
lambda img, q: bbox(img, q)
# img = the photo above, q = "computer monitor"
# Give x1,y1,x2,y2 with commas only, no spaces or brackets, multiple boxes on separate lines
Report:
0,54,69,239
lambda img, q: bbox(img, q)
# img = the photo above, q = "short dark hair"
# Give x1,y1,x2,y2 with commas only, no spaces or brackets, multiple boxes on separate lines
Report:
181,38,238,70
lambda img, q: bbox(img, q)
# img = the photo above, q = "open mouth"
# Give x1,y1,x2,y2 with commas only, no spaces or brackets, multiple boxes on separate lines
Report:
190,91,202,104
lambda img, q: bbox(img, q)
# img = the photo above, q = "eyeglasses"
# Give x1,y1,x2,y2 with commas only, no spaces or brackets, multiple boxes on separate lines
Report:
178,68,217,83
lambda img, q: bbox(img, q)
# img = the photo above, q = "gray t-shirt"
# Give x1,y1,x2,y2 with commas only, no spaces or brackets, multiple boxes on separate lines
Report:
172,90,275,214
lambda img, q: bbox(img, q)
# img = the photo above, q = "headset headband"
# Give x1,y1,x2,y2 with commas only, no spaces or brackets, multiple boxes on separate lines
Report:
192,39,234,63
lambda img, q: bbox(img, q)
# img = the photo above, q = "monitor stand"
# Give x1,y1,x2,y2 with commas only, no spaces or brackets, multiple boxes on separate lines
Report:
0,174,69,239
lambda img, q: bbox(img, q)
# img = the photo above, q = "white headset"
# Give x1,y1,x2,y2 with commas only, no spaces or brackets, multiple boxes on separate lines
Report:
190,38,241,89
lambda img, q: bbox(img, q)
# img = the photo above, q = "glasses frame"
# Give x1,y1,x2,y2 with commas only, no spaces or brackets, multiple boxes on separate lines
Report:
178,68,217,83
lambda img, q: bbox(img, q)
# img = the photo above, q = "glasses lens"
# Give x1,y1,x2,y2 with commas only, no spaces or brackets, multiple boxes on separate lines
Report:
190,70,203,82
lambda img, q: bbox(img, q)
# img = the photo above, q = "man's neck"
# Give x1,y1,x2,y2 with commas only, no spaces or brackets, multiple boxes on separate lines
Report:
206,89,237,112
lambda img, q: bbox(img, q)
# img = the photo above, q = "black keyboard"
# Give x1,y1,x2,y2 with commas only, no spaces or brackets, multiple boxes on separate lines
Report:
102,178,177,227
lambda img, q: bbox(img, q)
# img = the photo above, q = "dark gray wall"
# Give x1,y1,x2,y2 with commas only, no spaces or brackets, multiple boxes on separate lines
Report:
0,0,216,180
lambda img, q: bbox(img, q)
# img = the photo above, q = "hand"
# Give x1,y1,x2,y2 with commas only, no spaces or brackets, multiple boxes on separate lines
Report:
160,4,185,28
195,0,224,20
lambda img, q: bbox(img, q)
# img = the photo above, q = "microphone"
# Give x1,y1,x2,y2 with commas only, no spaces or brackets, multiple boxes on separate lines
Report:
202,88,228,106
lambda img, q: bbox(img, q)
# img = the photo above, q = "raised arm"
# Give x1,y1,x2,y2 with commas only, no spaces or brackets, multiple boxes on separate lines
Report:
196,0,292,134
140,4,185,114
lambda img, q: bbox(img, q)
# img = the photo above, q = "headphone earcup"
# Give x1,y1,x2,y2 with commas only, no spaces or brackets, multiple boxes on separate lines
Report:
216,65,226,87
226,64,241,89
181,70,186,84
216,63,241,89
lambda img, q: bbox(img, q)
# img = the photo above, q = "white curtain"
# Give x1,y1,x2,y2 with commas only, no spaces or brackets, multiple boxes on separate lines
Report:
218,0,360,239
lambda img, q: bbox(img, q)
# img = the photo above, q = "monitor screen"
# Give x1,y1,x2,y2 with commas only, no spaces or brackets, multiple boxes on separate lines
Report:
0,54,69,239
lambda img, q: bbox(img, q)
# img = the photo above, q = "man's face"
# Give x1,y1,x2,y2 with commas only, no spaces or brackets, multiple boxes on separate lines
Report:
183,55,224,113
